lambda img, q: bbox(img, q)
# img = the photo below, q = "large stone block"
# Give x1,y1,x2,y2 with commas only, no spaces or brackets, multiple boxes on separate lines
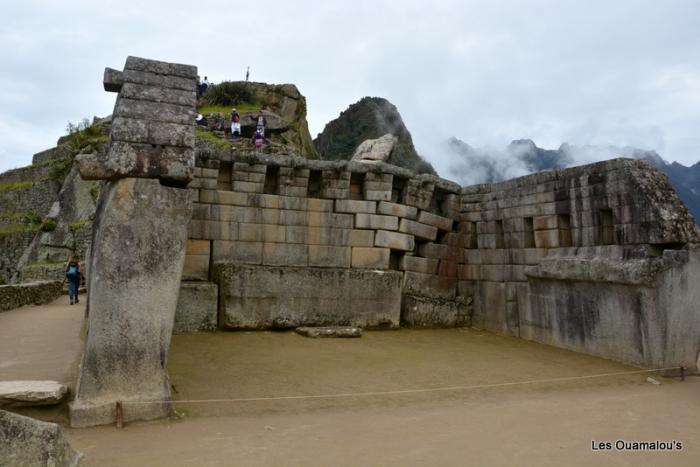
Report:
0,381,68,408
401,295,470,328
308,245,352,268
71,178,192,427
262,242,308,266
377,201,418,219
355,213,398,230
174,281,218,333
417,211,454,231
0,410,83,467
335,199,377,214
213,264,402,329
375,230,415,251
351,247,391,269
399,255,438,274
399,219,437,241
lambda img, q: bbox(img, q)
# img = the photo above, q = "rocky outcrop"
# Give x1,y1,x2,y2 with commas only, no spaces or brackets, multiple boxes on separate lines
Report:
0,410,83,467
352,134,398,162
70,57,196,427
198,81,317,158
314,97,436,174
0,381,68,407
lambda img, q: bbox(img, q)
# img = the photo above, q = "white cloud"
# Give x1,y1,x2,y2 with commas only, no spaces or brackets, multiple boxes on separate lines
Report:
1,0,699,175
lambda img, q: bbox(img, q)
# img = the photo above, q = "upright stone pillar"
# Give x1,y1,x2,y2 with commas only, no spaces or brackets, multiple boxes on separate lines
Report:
70,57,197,427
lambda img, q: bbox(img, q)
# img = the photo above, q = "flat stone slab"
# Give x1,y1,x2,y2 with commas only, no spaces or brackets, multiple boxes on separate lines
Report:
0,381,68,407
295,326,362,338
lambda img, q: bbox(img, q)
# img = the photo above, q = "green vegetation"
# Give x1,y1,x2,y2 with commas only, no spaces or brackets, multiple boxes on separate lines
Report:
0,224,40,235
39,219,57,232
198,103,260,115
0,180,34,192
89,185,100,202
195,128,230,149
68,219,91,232
0,211,41,224
64,118,108,151
49,157,75,182
199,82,258,108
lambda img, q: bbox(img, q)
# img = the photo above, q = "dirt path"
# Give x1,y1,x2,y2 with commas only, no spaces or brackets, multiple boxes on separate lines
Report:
0,296,84,384
2,302,698,466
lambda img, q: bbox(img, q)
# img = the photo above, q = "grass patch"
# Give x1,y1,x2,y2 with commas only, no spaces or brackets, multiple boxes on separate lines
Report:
195,128,231,149
0,211,41,224
0,224,40,235
0,180,34,192
69,219,91,232
89,185,100,202
198,103,260,115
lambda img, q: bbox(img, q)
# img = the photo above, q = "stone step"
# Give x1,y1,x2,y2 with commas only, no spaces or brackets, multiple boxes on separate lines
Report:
295,326,362,338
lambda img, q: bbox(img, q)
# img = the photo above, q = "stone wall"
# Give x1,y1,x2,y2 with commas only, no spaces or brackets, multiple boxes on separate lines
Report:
0,281,63,312
184,150,468,330
458,158,700,368
180,151,700,370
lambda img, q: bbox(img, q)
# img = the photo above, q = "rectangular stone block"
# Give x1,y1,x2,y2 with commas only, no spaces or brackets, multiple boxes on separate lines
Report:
232,181,264,194
308,245,352,268
198,189,248,206
279,186,308,198
402,271,456,300
182,254,210,281
417,211,454,232
399,219,437,241
534,229,560,248
377,201,418,219
364,190,392,201
233,162,267,173
534,215,559,231
213,264,402,329
351,247,391,269
174,282,218,333
212,240,262,264
399,256,439,274
279,210,308,226
262,242,308,266
335,199,377,214
374,230,415,251
307,198,334,212
307,212,354,229
481,265,505,282
438,260,458,278
110,116,194,147
119,82,196,107
401,295,469,328
122,69,197,92
355,213,399,230
458,264,481,281
115,97,195,126
348,229,375,247
418,242,448,259
186,239,210,256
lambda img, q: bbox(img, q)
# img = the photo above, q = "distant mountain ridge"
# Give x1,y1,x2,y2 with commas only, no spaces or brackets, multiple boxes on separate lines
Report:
445,137,700,224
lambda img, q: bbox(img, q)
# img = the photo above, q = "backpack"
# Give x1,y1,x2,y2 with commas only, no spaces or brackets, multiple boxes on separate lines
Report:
232,113,240,123
66,263,79,278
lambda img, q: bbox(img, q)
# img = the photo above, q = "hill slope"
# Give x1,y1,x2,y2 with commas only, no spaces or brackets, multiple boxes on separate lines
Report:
314,97,436,174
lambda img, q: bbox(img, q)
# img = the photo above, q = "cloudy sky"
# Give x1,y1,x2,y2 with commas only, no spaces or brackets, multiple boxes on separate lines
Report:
1,0,699,176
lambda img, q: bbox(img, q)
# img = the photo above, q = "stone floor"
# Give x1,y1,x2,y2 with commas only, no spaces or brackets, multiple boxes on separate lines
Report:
2,298,699,466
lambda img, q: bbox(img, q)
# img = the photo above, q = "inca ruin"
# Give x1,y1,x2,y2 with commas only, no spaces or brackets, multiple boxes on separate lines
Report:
2,53,699,466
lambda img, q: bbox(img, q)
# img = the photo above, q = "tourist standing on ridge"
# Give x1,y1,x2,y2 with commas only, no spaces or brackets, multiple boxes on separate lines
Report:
252,128,266,152
250,109,267,137
199,76,210,96
64,256,82,305
230,108,241,140
246,66,250,81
